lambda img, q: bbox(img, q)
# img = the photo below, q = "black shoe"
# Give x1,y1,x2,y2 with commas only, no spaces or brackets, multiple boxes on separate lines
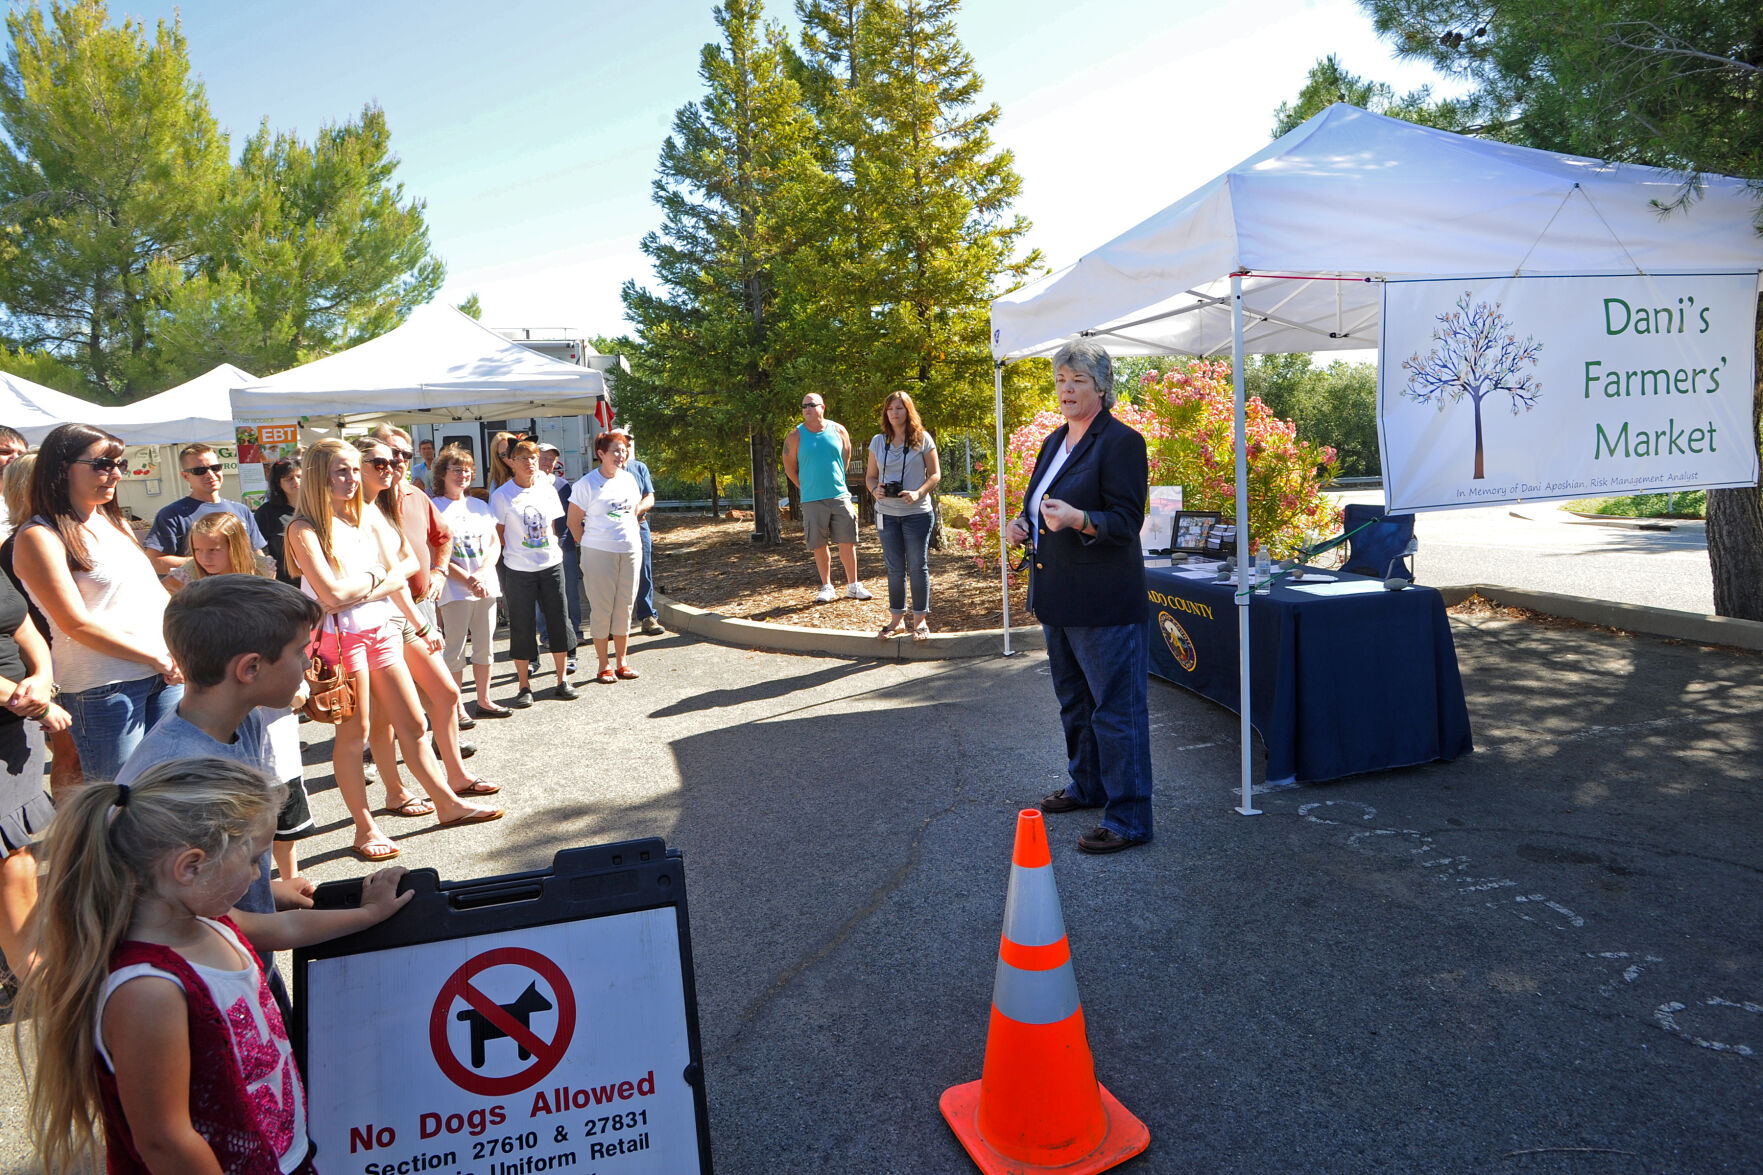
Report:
554,681,580,701
510,688,534,709
1077,826,1147,855
1039,790,1097,814
434,739,478,759
457,714,477,731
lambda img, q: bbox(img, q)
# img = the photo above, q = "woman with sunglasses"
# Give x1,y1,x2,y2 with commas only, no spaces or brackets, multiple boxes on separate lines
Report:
354,436,499,802
13,424,183,782
286,440,500,863
429,445,507,718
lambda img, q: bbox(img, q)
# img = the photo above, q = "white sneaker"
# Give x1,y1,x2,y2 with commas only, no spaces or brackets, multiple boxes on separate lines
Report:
814,583,838,603
845,582,873,600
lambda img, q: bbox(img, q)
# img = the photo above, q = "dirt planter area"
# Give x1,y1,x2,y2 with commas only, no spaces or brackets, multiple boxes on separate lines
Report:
651,512,1027,634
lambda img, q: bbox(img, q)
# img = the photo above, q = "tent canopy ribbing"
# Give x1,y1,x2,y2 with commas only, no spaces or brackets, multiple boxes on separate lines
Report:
991,103,1763,363
230,304,607,425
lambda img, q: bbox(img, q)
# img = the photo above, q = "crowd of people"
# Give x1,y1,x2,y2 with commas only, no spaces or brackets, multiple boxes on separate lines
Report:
0,342,1157,1170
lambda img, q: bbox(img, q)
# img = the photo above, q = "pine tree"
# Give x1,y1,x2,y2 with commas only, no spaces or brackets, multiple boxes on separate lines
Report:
792,0,1042,537
150,104,445,379
0,0,229,400
623,0,821,545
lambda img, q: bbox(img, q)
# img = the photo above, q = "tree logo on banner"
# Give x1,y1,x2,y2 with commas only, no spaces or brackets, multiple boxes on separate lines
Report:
1401,292,1543,480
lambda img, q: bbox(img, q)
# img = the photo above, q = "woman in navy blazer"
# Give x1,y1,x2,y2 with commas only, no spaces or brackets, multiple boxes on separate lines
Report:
1006,340,1153,853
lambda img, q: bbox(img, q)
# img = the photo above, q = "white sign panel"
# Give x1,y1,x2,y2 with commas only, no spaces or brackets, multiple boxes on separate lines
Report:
1379,272,1758,513
303,908,700,1174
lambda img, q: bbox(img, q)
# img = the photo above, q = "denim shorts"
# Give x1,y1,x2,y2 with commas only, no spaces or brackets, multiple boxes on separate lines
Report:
63,674,185,782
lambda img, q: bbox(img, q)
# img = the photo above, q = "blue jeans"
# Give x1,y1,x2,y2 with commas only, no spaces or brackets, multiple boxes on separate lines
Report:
537,539,585,644
633,525,656,621
63,674,185,782
1043,622,1154,842
878,512,932,614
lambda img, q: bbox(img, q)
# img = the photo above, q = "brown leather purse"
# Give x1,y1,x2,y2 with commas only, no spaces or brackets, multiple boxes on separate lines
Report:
302,613,357,725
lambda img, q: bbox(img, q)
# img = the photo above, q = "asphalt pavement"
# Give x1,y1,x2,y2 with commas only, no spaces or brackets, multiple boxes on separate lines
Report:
5,609,1758,1174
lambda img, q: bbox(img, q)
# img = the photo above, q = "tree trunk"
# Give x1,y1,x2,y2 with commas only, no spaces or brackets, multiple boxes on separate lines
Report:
750,428,783,545
1706,301,1763,620
1471,396,1485,480
929,493,944,550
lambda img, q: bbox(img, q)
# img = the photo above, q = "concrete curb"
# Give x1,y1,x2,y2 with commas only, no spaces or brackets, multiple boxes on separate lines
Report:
657,594,1045,661
1439,584,1763,652
663,584,1763,660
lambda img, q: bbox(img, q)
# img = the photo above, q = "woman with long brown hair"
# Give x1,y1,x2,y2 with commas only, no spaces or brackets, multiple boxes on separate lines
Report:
864,390,941,640
285,440,499,863
13,424,182,782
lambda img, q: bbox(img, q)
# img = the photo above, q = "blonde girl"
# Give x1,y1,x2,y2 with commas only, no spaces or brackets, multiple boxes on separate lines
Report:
352,436,500,809
487,430,519,490
17,756,409,1174
286,441,496,863
163,510,319,906
165,510,276,588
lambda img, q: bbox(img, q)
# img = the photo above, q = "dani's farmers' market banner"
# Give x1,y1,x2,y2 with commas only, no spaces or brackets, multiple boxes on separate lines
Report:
1378,272,1759,513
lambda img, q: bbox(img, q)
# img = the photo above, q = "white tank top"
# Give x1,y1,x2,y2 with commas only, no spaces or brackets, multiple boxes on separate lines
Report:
297,513,396,634
25,515,169,695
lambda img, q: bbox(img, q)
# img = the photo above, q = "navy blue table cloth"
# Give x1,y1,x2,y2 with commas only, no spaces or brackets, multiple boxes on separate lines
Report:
1144,563,1473,784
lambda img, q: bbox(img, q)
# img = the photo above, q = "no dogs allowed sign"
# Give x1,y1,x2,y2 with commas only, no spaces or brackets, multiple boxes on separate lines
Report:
294,842,711,1174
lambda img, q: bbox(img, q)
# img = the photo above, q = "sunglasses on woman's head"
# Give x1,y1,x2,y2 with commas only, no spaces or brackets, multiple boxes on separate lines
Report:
74,457,129,475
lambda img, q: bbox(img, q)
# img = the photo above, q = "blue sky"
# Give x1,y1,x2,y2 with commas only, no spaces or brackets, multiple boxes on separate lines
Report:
36,0,1453,338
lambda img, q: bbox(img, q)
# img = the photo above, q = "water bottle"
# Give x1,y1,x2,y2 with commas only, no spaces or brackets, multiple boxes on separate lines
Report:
1255,548,1272,594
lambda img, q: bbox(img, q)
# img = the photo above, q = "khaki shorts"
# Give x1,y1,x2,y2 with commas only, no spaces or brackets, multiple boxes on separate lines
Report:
802,497,858,549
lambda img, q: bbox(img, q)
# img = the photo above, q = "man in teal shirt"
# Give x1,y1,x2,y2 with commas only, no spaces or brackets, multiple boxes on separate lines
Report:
783,393,871,603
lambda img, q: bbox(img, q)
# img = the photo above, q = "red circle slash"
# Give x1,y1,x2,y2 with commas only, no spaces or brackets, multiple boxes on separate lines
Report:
429,947,577,1097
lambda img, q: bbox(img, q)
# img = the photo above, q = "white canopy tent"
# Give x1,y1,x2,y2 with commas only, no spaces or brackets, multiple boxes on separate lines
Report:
988,103,1763,813
2,371,111,445
230,303,608,425
96,363,254,445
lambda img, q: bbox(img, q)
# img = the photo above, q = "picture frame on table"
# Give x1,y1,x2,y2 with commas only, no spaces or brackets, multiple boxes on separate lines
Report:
1174,511,1222,554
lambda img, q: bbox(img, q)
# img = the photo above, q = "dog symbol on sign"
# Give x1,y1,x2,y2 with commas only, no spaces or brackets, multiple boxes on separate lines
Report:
456,981,555,1068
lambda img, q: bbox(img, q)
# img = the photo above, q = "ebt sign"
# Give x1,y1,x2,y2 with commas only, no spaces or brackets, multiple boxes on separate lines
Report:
1378,272,1758,513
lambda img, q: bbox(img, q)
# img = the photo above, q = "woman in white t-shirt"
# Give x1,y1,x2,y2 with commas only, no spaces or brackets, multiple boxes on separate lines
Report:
489,438,577,706
430,446,507,719
567,429,649,684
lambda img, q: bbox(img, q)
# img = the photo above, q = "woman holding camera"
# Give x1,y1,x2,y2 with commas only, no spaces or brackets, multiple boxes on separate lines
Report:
864,391,940,641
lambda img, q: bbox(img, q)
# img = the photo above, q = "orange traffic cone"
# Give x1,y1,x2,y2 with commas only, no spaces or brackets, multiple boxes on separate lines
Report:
940,809,1150,1174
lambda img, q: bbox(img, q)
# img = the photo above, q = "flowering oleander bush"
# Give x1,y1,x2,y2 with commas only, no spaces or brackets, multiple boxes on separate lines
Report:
961,360,1338,572
1139,359,1338,560
959,402,1165,579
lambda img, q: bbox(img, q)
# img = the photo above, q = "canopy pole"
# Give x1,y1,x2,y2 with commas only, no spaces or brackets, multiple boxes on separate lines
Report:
995,359,1013,656
1231,273,1261,817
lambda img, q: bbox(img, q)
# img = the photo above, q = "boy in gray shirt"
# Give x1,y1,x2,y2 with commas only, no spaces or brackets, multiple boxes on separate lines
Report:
116,577,323,923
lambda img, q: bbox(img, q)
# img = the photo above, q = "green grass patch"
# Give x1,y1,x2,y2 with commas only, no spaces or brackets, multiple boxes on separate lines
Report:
1564,491,1705,519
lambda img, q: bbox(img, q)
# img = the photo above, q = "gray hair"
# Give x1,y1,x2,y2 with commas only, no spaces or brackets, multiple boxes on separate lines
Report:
1051,339,1117,409
370,422,412,445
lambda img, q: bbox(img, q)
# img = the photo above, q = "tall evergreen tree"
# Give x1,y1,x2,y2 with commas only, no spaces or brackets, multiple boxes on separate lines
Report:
150,105,445,380
0,0,229,400
792,0,1040,459
623,0,820,545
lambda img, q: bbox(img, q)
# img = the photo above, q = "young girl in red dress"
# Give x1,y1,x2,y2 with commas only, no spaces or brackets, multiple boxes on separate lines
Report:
18,756,410,1173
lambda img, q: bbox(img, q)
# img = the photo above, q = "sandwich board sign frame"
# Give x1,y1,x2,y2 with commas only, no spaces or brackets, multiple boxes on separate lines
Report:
293,839,713,1174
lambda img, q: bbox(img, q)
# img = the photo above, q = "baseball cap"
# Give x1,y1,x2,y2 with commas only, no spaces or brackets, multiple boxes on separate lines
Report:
537,442,561,454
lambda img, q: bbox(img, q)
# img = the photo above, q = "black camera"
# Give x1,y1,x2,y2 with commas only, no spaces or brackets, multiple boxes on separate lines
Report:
879,480,903,498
